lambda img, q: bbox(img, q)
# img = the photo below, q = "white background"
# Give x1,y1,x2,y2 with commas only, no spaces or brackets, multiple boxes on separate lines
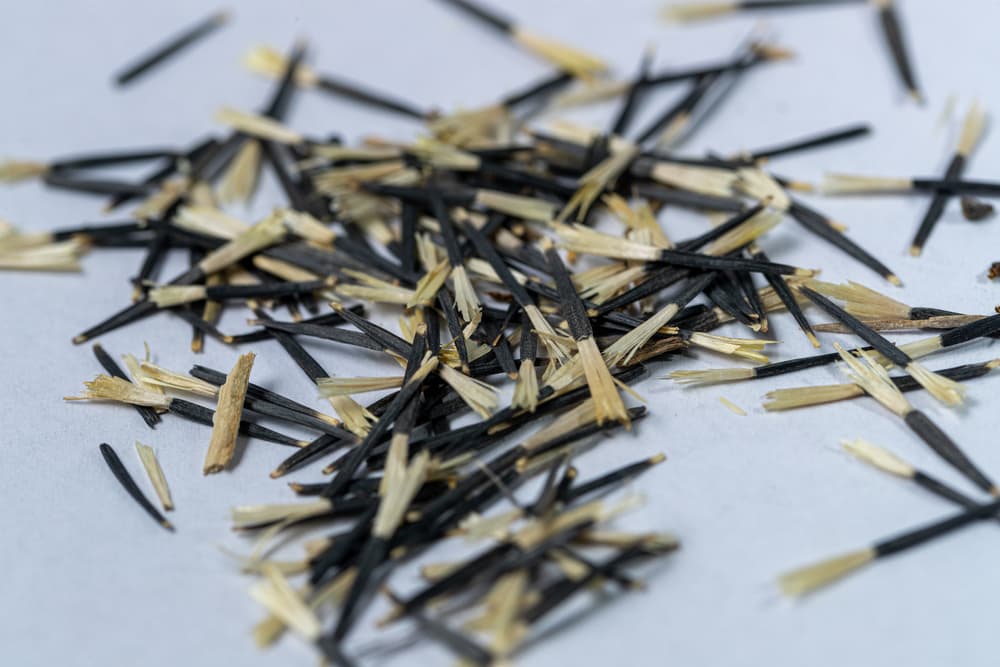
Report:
3,1,1000,665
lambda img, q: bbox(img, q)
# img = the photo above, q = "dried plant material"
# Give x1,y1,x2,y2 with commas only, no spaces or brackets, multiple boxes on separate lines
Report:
842,438,914,478
718,397,746,415
669,367,754,386
99,443,173,531
0,239,84,271
316,375,404,397
250,564,322,641
779,548,875,597
429,105,510,145
215,107,304,144
648,162,736,197
451,264,481,322
553,79,630,108
203,352,255,474
231,500,333,530
138,361,219,397
474,189,556,222
660,2,738,23
279,209,336,245
244,44,319,86
578,336,630,426
604,194,671,248
808,279,911,320
217,139,262,204
511,28,607,78
327,394,376,437
175,205,249,239
198,214,287,276
820,173,912,194
763,383,864,411
439,364,499,418
135,441,174,510
0,159,49,182
512,359,539,412
736,168,789,210
66,375,172,409
148,285,208,308
557,145,640,223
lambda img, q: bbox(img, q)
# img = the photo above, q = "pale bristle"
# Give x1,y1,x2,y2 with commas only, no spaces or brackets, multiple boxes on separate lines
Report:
526,304,571,362
604,194,672,248
703,210,782,256
660,2,738,23
842,438,915,478
578,337,630,426
521,399,597,457
253,255,319,282
808,279,911,320
668,367,754,386
133,178,188,221
428,105,509,146
316,375,403,397
603,303,680,366
687,332,775,363
197,214,287,276
905,361,966,407
649,162,736,197
579,263,645,304
231,500,333,530
312,160,407,192
833,344,911,417
373,450,431,538
408,259,450,307
778,548,875,596
328,395,375,436
249,564,322,641
215,107,303,144
451,264,482,322
736,169,790,211
719,397,746,415
898,336,943,360
148,285,207,308
553,79,629,109
310,144,400,162
512,28,608,78
243,45,318,86
820,173,912,194
762,384,862,411
175,205,248,240
0,239,84,271
439,364,498,419
338,283,416,305
957,102,988,157
138,361,219,397
512,359,540,412
555,223,662,262
655,112,689,149
408,138,480,171
557,146,640,223
474,190,556,223
134,441,174,511
280,209,336,245
122,352,163,395
65,375,172,409
217,139,262,204
0,159,48,182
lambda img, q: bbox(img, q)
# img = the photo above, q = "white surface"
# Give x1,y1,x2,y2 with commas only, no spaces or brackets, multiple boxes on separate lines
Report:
3,1,1000,665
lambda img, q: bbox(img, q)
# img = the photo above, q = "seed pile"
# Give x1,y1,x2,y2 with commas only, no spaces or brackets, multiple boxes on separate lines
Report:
4,1,1000,664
